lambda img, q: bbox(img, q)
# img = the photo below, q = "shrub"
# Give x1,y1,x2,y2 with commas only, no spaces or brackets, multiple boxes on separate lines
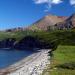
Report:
56,62,75,70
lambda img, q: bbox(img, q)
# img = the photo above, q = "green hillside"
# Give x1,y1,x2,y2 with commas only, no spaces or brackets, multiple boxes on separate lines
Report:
41,30,75,75
0,29,75,45
0,30,34,41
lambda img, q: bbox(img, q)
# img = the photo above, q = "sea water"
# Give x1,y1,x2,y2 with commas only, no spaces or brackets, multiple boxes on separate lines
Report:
0,49,33,69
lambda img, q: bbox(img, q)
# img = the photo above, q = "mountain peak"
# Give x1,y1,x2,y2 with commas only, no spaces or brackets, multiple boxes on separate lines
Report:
44,14,67,20
6,13,75,32
26,14,68,31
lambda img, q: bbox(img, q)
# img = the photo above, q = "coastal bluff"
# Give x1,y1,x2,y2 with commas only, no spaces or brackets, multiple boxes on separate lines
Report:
0,36,52,50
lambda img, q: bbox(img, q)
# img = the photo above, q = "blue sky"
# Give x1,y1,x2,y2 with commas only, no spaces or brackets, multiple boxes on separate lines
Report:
0,0,75,30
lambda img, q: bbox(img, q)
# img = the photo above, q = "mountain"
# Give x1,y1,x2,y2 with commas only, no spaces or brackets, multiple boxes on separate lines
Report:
67,13,75,28
6,13,75,32
26,15,67,31
54,13,75,30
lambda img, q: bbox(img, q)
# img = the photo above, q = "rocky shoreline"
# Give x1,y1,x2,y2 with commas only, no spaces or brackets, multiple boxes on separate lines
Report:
0,49,50,75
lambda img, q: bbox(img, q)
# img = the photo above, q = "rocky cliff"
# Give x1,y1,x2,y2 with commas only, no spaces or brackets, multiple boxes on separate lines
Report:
0,36,52,50
49,13,75,30
0,38,16,49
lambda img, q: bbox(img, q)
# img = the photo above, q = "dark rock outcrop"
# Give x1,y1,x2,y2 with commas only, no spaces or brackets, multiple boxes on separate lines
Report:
14,36,51,50
0,36,52,50
0,38,16,49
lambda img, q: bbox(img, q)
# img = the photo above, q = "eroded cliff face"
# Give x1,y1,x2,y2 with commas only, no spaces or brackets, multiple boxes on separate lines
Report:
14,36,51,50
14,36,40,50
0,38,16,49
0,36,52,50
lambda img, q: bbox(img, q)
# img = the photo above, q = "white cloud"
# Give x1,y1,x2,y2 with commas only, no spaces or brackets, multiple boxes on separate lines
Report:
70,0,75,6
52,0,63,4
33,0,63,4
33,0,48,4
33,0,63,11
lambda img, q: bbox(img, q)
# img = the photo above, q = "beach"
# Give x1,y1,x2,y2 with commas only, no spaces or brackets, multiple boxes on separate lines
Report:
0,49,50,75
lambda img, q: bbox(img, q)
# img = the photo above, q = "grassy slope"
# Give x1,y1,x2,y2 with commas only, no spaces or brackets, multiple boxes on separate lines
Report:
41,30,75,75
42,45,75,75
0,30,35,41
0,29,75,42
0,31,11,40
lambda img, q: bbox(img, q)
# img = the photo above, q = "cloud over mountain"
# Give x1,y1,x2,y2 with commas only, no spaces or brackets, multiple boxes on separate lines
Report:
33,0,63,11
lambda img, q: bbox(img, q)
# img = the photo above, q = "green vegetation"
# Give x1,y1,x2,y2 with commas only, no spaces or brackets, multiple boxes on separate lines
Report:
42,45,75,75
0,30,35,41
41,30,75,75
0,29,75,44
0,29,75,47
30,25,41,31
0,31,11,40
0,29,75,75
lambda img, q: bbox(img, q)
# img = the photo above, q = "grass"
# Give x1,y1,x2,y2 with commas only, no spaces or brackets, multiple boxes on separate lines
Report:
0,30,35,41
42,45,75,75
